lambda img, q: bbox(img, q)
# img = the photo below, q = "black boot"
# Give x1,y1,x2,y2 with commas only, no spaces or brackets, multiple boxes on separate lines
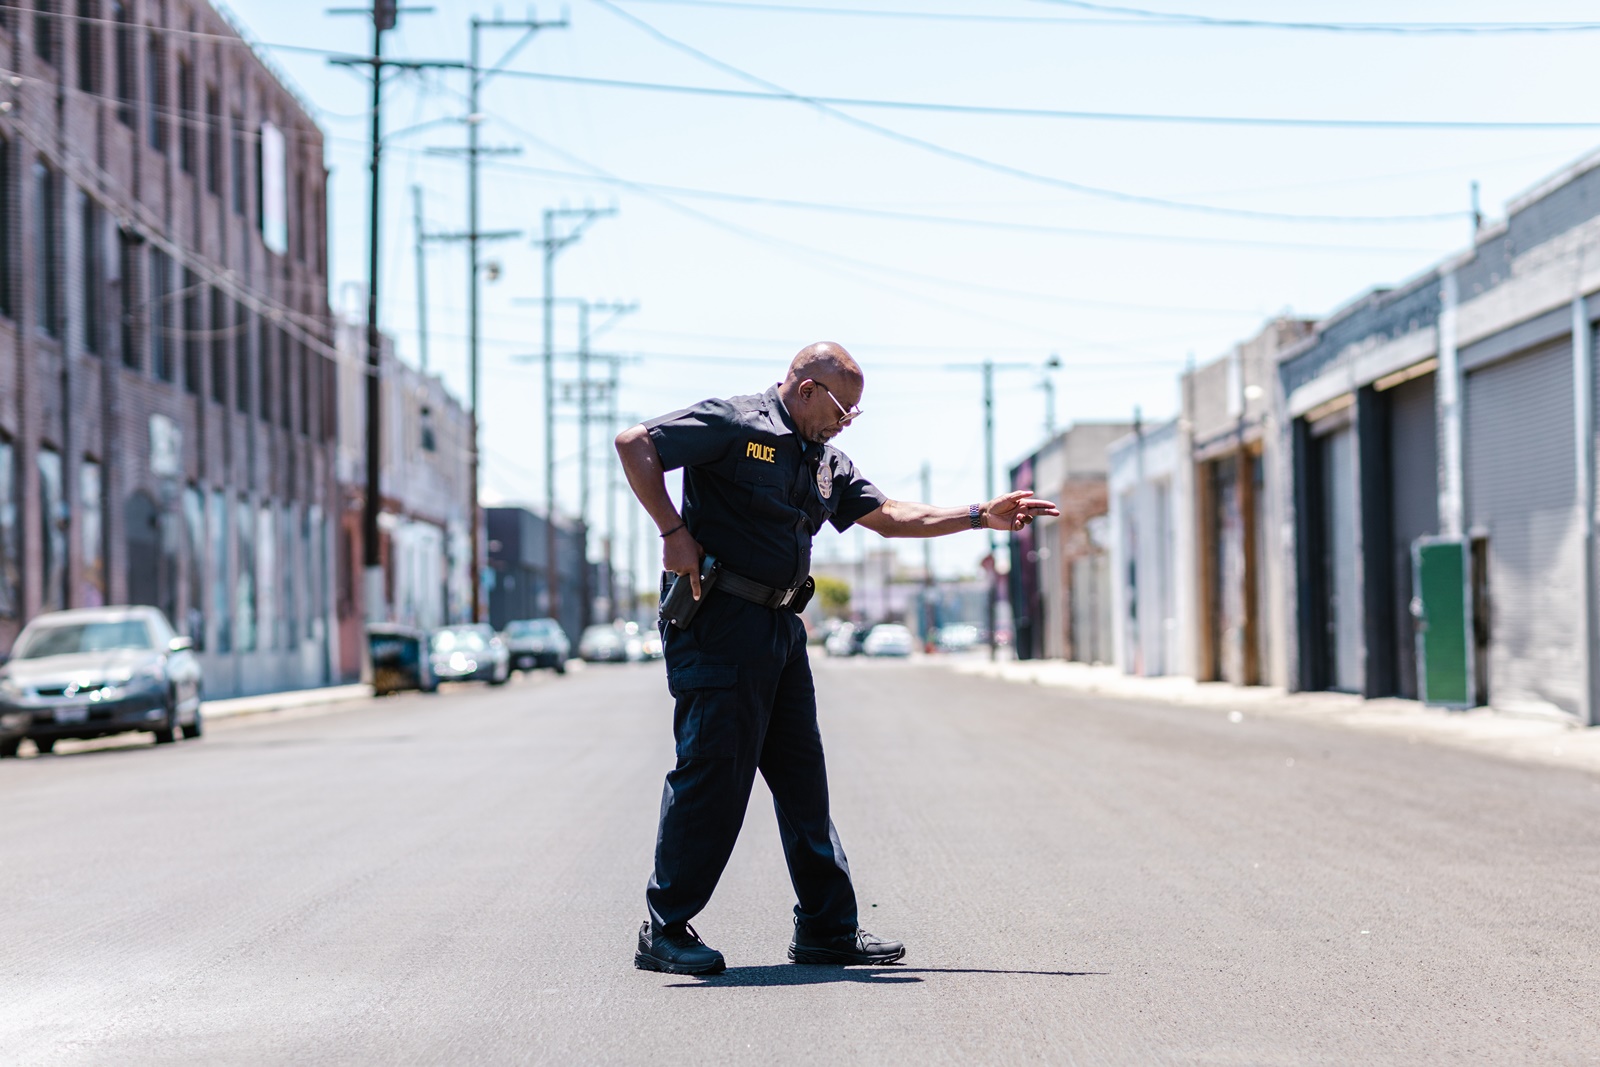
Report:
788,920,906,965
634,921,726,975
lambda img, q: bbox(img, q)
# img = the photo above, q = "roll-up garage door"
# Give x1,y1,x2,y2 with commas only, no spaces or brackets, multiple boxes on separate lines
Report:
1464,340,1581,718
1319,424,1361,692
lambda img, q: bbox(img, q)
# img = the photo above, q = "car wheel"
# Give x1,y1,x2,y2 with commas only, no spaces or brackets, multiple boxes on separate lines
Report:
0,738,19,758
554,660,567,675
33,737,56,755
181,704,204,740
153,697,182,744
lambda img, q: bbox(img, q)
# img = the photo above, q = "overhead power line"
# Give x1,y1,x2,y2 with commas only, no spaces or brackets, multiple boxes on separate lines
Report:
1031,0,1600,35
612,0,1600,34
474,67,1600,133
588,0,1464,225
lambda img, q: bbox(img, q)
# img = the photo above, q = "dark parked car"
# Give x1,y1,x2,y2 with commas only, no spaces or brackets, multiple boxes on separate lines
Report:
577,624,632,663
429,625,510,685
502,618,569,674
0,606,204,755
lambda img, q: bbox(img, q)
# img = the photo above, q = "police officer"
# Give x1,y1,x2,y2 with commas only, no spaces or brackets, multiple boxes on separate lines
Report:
616,342,1059,975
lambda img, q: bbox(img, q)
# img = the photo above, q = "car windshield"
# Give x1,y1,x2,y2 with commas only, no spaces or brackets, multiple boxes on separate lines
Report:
432,629,487,653
18,620,154,659
582,627,620,644
507,620,555,638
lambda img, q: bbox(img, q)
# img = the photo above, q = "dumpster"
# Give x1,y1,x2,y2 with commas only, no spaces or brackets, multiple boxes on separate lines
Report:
366,624,437,696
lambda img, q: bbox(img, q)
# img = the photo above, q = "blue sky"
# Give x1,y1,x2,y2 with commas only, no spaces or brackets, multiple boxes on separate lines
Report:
233,0,1600,581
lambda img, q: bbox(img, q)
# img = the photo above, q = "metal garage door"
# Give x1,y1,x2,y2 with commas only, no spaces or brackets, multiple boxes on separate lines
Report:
1319,424,1362,692
1386,374,1439,699
1464,340,1581,718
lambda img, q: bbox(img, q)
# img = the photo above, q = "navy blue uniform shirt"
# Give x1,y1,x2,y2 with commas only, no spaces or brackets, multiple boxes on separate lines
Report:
644,385,887,589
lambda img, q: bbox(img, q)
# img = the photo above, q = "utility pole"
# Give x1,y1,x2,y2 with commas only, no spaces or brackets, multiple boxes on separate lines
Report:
1040,352,1062,438
327,0,438,623
422,11,564,623
570,300,634,629
534,206,616,628
947,357,1052,661
921,461,935,650
983,360,997,661
411,184,429,372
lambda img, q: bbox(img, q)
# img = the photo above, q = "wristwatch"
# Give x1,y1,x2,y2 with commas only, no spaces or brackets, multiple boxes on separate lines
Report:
969,503,983,530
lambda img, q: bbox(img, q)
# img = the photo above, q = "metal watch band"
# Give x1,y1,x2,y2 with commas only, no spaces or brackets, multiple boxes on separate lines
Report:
969,503,983,529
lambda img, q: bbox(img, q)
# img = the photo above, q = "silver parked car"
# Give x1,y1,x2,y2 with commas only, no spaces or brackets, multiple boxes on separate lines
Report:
0,606,203,756
429,625,511,685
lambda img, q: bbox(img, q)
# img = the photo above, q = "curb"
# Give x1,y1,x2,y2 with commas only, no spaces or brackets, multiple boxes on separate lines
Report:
201,684,375,722
944,658,1600,776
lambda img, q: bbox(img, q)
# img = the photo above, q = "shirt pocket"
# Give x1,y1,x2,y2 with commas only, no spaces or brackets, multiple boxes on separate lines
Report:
734,458,795,520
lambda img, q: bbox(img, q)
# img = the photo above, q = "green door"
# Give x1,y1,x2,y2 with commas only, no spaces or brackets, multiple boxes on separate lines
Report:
1412,537,1475,708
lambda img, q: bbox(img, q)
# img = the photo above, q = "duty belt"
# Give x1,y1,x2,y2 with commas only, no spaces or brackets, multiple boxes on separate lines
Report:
717,568,811,611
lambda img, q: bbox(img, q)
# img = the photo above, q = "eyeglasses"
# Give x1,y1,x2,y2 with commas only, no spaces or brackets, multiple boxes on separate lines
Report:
812,380,863,427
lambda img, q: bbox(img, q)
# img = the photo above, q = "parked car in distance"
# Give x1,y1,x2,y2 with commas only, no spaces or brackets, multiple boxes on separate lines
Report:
578,624,631,663
863,623,915,658
936,623,981,653
0,606,203,755
429,625,510,686
502,618,569,674
824,622,862,658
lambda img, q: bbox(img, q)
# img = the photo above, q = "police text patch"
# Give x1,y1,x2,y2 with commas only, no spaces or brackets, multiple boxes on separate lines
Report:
745,441,776,463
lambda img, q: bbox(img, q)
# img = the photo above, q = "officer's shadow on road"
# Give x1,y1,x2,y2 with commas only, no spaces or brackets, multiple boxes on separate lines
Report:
667,966,1105,988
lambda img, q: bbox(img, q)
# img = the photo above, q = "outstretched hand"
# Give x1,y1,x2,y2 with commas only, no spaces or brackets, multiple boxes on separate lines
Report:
985,489,1060,532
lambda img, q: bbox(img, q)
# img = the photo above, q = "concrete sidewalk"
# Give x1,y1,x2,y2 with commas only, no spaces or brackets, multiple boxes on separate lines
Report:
201,683,374,722
945,657,1600,776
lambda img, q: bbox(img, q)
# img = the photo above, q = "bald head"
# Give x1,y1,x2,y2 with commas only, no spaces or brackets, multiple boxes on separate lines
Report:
778,341,864,445
785,341,862,390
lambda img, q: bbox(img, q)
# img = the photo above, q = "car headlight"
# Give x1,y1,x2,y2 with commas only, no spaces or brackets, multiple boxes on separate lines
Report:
0,677,25,701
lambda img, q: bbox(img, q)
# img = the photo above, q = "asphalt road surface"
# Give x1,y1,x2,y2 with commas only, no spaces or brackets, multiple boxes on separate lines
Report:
4,657,1599,1066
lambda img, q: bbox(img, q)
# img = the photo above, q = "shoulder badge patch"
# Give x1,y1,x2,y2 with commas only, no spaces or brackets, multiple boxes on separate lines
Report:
816,460,833,500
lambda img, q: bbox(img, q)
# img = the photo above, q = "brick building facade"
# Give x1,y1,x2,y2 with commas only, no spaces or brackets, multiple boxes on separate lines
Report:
0,2,338,697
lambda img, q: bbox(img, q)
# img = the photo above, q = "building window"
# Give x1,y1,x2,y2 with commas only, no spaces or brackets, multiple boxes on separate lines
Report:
204,86,220,194
80,191,102,355
293,169,305,262
209,488,229,652
235,496,255,652
257,317,272,424
280,505,296,647
0,136,14,320
38,446,66,612
34,0,58,65
119,229,141,369
322,355,337,442
176,56,194,174
75,0,97,93
182,485,204,646
183,269,201,394
420,405,437,452
208,286,228,404
79,458,104,607
0,437,18,617
34,159,59,338
297,340,310,436
279,326,292,429
112,1,133,127
235,307,251,414
149,247,171,381
229,111,245,215
256,503,275,651
146,34,166,153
